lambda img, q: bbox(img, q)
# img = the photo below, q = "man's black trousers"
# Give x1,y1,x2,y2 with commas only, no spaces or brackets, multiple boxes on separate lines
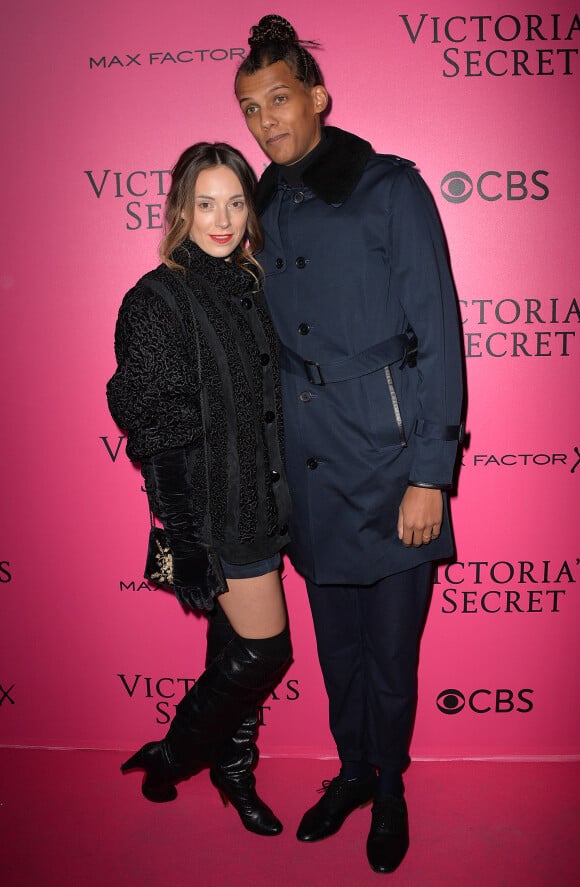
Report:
306,562,433,773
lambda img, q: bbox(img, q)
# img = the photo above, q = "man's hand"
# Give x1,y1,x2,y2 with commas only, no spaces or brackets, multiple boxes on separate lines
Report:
397,487,443,548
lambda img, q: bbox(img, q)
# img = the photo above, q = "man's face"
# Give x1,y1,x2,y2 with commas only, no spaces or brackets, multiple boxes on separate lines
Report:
236,60,328,166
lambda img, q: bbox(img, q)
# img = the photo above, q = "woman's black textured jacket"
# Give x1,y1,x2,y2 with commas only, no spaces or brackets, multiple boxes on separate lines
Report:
107,239,291,565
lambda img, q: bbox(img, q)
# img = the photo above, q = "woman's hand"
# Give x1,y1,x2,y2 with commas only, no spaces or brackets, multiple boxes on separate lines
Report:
173,546,227,611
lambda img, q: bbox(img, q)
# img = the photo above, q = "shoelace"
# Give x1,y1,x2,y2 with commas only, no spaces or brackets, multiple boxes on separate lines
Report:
317,776,359,795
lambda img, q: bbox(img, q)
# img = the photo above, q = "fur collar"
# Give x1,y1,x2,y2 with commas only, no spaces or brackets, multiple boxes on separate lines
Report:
255,126,373,212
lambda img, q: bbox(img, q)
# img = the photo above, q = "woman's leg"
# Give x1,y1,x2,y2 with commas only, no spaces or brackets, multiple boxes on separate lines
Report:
205,572,289,834
122,570,291,823
217,569,288,639
167,569,290,777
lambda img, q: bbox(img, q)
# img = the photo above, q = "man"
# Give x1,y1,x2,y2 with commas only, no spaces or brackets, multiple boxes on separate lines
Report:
235,15,464,873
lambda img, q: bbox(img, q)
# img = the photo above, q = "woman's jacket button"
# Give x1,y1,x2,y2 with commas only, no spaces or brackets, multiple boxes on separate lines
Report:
260,353,271,366
264,411,275,423
241,297,253,310
270,469,281,482
306,457,319,470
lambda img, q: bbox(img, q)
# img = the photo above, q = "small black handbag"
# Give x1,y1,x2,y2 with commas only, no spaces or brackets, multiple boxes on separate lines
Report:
144,521,174,591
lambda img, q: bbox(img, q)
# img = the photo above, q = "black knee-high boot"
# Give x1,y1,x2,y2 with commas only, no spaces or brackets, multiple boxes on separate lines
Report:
204,606,258,774
121,627,291,810
205,605,285,835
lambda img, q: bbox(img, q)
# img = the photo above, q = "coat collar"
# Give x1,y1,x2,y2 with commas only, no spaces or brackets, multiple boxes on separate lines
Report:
171,238,255,296
255,126,373,213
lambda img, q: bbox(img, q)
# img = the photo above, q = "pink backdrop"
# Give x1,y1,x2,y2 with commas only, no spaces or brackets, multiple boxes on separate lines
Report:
1,0,579,759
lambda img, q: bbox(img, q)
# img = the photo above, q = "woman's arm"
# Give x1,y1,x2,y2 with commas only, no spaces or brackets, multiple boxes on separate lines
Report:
107,283,224,608
106,283,201,462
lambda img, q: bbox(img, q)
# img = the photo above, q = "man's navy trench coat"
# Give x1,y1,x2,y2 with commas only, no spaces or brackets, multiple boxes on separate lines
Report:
256,127,464,586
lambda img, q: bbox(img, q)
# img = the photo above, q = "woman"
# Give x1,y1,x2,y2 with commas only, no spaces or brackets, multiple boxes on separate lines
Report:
107,142,292,836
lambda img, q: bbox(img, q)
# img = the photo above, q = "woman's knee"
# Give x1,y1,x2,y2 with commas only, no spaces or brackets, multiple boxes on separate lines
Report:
238,624,292,676
219,570,287,639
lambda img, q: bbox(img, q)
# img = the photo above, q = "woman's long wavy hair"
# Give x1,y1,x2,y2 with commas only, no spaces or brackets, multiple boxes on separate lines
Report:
159,142,263,277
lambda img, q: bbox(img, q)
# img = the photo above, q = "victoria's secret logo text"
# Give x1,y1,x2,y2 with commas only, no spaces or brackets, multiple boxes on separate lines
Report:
0,561,12,582
435,558,577,614
85,170,171,231
118,673,300,725
459,296,579,358
400,12,580,76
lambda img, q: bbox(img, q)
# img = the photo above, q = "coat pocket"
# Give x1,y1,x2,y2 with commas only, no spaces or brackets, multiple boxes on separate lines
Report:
363,366,408,449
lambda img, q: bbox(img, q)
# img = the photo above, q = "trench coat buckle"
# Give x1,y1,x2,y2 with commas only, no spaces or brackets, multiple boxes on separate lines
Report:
304,359,326,386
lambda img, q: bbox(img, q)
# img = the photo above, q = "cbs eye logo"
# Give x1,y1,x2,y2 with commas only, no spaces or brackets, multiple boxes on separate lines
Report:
441,173,473,204
437,689,466,713
440,170,549,202
437,688,534,714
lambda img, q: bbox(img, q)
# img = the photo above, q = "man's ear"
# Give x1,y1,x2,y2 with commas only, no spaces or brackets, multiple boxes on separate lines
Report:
312,85,329,115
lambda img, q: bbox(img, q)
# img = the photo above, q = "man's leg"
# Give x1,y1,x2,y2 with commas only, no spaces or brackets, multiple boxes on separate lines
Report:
361,561,432,782
360,562,433,873
296,582,376,842
306,582,367,763
299,563,432,873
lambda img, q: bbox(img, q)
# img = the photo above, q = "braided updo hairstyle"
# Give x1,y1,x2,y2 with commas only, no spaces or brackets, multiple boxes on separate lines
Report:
236,14,324,87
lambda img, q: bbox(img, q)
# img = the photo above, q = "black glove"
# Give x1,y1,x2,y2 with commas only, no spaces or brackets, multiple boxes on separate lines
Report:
147,447,227,610
173,549,228,611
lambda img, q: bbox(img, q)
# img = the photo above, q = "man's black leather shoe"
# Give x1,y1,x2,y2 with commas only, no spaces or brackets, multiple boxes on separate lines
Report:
366,795,409,873
296,774,376,842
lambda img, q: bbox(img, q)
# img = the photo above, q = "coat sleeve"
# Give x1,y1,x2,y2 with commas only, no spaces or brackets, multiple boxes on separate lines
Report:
106,283,202,462
388,167,464,488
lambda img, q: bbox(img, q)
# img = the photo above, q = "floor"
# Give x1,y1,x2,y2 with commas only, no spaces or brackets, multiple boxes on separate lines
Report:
2,750,579,886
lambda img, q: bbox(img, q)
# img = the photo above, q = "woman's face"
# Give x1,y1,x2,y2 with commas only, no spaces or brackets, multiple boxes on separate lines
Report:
189,165,249,259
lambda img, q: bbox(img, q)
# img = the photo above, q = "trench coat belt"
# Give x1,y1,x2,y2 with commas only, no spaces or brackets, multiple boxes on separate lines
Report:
279,332,417,386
